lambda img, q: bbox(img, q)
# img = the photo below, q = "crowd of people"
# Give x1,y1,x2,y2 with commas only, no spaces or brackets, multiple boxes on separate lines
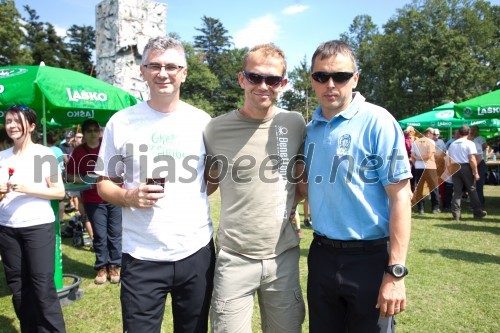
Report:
0,35,494,333
404,124,490,220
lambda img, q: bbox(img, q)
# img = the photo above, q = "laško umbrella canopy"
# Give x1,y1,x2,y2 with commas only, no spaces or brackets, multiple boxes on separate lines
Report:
454,89,500,120
398,102,500,139
0,65,139,129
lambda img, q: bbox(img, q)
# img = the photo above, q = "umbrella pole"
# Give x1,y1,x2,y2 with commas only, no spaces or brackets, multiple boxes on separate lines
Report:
42,96,47,146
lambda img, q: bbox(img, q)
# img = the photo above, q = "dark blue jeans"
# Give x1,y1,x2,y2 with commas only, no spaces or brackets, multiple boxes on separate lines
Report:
84,202,122,269
0,223,66,333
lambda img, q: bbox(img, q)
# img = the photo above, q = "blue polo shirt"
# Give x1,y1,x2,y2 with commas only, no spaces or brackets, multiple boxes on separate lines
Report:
305,93,411,240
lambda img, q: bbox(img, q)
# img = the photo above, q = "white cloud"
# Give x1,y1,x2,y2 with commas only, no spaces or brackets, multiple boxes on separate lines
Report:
234,15,282,48
54,24,67,38
282,5,309,15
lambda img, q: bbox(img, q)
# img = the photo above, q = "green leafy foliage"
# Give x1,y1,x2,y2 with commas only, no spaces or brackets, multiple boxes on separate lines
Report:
0,0,31,65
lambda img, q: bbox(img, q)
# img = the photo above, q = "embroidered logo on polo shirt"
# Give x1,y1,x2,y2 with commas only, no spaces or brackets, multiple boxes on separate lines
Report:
337,133,351,156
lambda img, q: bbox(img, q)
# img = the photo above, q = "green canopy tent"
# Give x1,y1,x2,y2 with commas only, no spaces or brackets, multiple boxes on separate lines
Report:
454,90,500,120
399,102,500,139
0,65,139,144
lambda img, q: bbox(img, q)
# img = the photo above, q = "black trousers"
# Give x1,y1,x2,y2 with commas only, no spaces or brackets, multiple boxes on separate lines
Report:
307,239,394,333
120,240,215,333
0,223,66,333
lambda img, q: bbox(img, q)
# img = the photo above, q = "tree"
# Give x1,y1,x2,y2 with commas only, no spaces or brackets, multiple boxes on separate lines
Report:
0,0,31,65
182,43,220,116
279,56,317,122
66,25,96,75
193,16,233,72
342,0,499,119
23,6,70,67
339,15,381,102
209,48,246,115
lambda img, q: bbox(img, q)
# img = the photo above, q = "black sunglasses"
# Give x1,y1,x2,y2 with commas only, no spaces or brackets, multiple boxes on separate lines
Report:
311,71,355,84
242,71,284,87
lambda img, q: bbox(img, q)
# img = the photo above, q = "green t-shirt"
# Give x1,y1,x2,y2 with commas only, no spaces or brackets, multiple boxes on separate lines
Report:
204,108,306,259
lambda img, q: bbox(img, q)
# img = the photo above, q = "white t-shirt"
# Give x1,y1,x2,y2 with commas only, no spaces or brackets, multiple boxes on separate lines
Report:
447,138,477,164
411,137,436,169
96,101,213,261
0,144,57,227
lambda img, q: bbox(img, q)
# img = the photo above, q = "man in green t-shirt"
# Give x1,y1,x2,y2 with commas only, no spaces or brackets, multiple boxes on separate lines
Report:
204,43,306,333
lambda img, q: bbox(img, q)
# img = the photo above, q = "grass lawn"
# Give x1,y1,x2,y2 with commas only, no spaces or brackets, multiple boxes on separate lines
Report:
0,186,499,332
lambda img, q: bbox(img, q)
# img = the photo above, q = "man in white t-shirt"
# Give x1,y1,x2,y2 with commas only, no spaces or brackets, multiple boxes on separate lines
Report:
96,37,215,333
447,125,487,221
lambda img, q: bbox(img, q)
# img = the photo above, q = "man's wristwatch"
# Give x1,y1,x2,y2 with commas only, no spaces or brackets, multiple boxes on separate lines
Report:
385,264,408,278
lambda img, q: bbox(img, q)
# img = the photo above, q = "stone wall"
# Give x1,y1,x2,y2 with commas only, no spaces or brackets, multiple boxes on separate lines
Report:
95,0,167,101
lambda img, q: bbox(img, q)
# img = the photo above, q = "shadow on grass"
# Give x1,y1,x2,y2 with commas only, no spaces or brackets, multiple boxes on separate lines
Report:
434,223,500,235
0,314,17,333
420,248,500,264
61,253,95,280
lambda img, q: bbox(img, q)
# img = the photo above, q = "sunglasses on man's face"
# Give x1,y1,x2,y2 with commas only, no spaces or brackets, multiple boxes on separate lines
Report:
311,71,355,84
242,71,284,88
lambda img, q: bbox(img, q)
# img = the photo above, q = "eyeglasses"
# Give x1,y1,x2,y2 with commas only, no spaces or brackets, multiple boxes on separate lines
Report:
143,63,184,74
242,71,284,88
311,72,355,84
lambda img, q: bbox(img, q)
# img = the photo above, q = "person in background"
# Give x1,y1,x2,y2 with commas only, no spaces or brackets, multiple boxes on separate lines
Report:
66,119,122,285
47,133,67,223
204,43,306,333
303,40,412,333
404,126,416,191
411,128,441,214
73,132,83,148
0,105,66,332
96,36,215,333
484,145,495,161
470,125,486,205
445,130,460,151
447,125,487,220
303,198,312,227
59,129,75,162
431,128,446,210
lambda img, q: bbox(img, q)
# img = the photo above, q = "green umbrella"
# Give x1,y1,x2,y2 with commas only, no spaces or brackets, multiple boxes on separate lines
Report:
399,102,500,139
454,89,500,119
0,65,139,143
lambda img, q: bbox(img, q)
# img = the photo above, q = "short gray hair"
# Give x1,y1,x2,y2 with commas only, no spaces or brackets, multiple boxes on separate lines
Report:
142,36,186,66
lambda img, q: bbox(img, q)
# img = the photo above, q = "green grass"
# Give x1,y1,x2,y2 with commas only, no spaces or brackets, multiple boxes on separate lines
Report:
1,186,499,332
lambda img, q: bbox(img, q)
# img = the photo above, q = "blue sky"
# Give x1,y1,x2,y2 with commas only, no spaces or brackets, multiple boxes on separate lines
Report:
15,0,413,71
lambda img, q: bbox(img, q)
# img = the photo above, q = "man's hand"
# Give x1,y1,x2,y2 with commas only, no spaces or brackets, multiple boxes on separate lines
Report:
376,274,407,317
124,183,165,208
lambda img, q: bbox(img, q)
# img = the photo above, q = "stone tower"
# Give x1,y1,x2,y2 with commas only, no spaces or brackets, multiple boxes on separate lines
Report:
95,0,168,101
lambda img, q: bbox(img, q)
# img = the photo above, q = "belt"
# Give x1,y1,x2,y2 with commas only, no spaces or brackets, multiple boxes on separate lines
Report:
313,233,389,249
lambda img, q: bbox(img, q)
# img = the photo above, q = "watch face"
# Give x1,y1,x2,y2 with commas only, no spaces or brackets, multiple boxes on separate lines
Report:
393,265,405,277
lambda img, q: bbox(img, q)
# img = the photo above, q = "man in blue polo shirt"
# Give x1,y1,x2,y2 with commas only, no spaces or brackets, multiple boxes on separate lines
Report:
303,40,413,332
